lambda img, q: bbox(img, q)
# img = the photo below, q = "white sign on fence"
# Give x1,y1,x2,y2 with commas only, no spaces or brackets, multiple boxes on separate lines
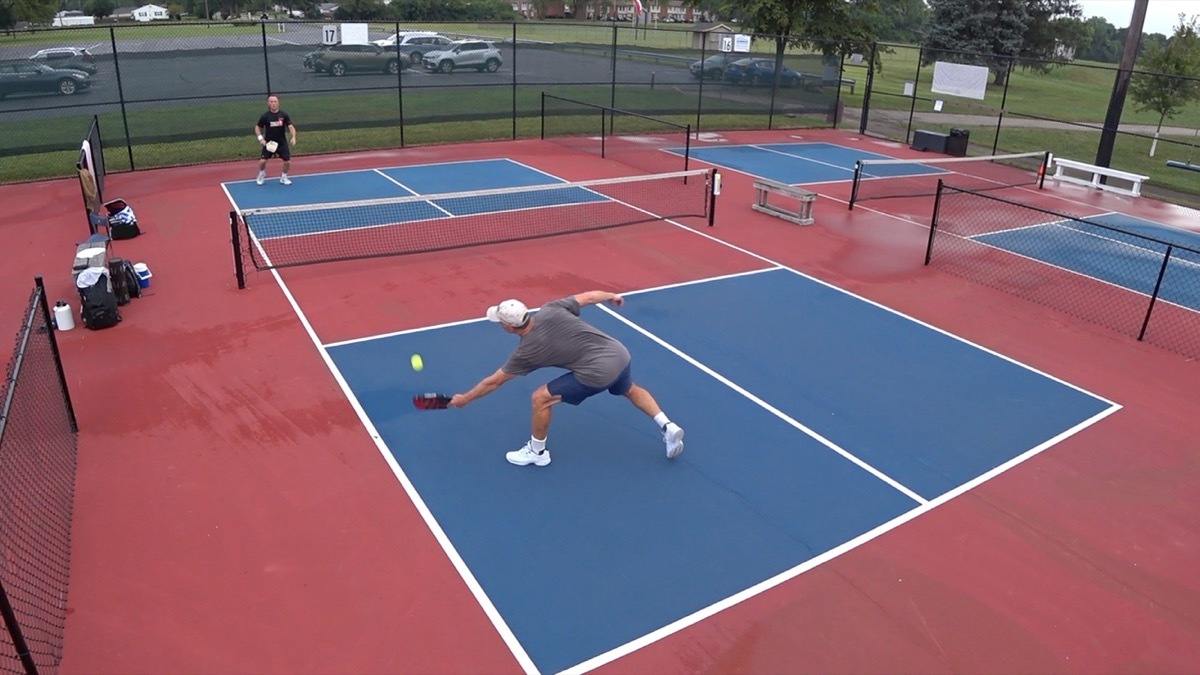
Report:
340,23,369,45
321,24,339,45
733,34,751,53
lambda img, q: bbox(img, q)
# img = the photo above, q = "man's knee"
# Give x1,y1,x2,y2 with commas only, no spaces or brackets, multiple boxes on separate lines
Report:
532,386,556,407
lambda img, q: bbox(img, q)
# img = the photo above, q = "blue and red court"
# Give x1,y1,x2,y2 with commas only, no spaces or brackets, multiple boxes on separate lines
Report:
4,128,1200,673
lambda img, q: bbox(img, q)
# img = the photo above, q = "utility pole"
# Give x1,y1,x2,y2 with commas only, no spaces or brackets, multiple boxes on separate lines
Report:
1094,0,1148,169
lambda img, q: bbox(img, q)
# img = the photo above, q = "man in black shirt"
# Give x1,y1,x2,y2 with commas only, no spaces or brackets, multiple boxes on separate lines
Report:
254,94,297,185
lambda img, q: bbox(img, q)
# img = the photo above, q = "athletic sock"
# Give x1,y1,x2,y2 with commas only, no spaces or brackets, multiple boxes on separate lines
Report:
530,436,547,453
281,172,288,179
653,412,670,429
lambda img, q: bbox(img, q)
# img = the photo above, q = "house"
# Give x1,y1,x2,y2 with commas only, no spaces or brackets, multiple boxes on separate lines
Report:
317,3,340,17
110,6,136,19
52,10,96,26
131,4,170,21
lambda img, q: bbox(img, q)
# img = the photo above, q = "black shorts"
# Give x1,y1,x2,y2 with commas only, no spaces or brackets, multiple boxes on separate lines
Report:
261,142,291,161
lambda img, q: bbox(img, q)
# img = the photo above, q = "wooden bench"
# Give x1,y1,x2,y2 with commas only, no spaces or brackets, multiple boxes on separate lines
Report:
752,179,816,226
1052,157,1150,197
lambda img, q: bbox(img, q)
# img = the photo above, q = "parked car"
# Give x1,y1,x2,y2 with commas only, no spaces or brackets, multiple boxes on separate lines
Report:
372,32,455,65
689,53,738,79
421,40,503,73
722,57,805,87
0,60,91,98
29,46,98,75
303,43,406,76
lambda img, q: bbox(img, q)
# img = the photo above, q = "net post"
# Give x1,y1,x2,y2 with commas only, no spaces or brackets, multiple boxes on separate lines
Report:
1038,151,1051,189
35,276,77,433
684,123,691,173
925,179,944,265
230,211,246,289
540,91,546,140
707,169,719,227
848,160,862,210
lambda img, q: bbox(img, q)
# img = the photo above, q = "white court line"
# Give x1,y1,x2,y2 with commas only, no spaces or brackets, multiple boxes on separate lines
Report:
223,156,534,185
597,300,927,505
240,158,1122,675
562,400,1121,675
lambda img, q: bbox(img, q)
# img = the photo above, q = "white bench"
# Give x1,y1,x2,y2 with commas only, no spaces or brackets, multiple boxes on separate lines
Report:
752,179,816,226
1052,157,1150,197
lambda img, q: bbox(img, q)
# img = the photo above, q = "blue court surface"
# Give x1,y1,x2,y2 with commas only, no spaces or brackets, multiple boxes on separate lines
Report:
974,212,1200,311
675,141,944,185
224,158,628,240
325,268,1116,673
223,157,568,211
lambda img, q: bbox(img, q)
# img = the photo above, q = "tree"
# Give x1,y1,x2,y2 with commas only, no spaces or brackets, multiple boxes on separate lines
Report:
1129,16,1200,156
862,0,929,44
1018,0,1083,72
86,0,113,17
1,0,57,25
683,0,886,91
923,0,1030,86
1077,16,1123,62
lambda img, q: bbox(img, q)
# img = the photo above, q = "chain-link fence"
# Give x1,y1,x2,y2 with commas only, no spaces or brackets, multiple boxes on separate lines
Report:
3,22,1199,206
0,21,847,182
862,42,1200,207
0,278,78,675
926,183,1200,358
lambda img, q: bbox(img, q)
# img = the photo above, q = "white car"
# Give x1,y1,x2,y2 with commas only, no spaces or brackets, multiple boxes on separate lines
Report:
421,40,503,73
372,32,454,64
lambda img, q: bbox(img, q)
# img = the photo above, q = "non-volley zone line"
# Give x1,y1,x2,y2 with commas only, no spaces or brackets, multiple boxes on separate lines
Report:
243,185,612,240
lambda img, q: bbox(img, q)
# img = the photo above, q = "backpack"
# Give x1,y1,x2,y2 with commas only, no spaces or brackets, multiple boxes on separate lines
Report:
76,267,121,330
108,257,140,305
105,199,141,240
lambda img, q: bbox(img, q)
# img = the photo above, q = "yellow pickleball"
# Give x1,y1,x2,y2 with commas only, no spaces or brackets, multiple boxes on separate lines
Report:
410,354,424,372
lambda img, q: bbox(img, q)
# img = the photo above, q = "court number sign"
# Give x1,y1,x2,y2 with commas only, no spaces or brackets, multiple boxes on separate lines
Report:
322,24,339,45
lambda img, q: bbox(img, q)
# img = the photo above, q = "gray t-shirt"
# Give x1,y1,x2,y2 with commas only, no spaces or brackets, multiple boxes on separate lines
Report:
501,297,631,387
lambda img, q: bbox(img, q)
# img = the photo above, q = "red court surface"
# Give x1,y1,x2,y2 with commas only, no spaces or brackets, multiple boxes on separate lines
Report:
3,128,1199,674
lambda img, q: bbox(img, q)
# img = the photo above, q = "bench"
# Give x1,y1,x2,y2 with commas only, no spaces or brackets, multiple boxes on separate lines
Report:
1052,157,1150,197
752,179,816,226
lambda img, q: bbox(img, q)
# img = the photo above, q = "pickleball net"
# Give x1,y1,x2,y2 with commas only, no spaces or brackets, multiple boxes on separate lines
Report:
848,150,1051,209
231,168,716,288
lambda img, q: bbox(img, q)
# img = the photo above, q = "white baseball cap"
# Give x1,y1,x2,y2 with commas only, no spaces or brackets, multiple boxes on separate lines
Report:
486,299,530,328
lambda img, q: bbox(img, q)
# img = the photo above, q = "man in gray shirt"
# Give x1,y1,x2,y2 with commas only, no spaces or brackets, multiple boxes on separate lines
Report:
450,290,685,466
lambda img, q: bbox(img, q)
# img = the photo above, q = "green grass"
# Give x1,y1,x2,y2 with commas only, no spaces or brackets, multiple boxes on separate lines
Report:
4,20,1199,203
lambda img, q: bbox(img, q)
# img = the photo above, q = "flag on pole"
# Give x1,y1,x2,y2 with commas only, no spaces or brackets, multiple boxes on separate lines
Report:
633,0,644,14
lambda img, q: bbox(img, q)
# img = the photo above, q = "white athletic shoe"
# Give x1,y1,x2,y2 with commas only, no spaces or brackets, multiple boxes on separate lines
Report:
280,176,292,186
506,442,550,467
663,423,685,459
255,174,265,186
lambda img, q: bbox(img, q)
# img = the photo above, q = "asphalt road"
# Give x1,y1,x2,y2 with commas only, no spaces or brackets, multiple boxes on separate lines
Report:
0,27,708,118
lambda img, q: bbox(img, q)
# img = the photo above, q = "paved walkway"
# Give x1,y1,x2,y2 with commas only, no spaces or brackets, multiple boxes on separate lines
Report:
847,107,1200,138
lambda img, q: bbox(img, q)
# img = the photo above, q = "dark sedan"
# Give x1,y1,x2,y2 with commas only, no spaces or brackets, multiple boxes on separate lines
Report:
689,53,739,79
722,58,806,87
0,61,91,98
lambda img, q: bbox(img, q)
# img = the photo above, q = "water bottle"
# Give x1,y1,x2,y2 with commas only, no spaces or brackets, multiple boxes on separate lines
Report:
54,301,75,331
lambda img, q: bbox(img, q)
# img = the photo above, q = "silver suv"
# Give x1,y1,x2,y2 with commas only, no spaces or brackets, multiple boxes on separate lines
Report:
421,41,502,73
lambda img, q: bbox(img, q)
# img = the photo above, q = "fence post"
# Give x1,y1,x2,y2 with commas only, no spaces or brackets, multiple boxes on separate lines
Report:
1138,246,1174,340
110,26,134,171
34,276,77,432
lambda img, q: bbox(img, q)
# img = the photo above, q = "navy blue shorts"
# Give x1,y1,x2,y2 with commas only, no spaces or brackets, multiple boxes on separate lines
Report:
261,142,291,161
546,363,633,405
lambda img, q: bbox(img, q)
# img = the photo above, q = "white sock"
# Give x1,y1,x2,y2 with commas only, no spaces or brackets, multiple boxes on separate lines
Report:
653,412,670,429
530,436,547,453
257,170,265,178
281,172,289,178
